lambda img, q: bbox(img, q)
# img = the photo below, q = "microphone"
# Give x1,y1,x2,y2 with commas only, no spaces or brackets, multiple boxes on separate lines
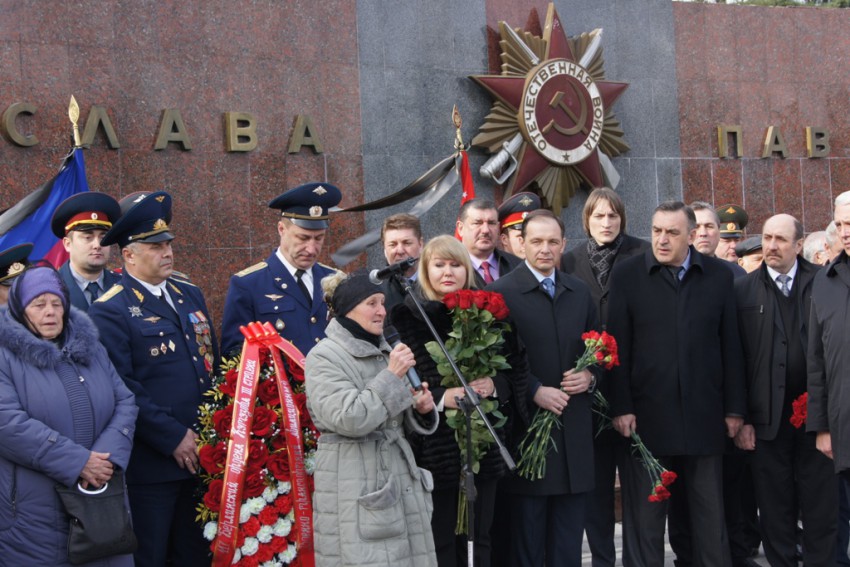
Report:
369,257,417,284
383,325,422,391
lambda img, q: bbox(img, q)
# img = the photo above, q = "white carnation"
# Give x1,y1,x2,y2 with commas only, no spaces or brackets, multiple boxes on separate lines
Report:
233,549,242,563
304,454,316,475
277,480,291,494
203,521,218,541
257,524,274,543
239,505,252,523
273,517,292,537
262,485,278,503
241,536,259,556
260,561,282,567
280,543,297,562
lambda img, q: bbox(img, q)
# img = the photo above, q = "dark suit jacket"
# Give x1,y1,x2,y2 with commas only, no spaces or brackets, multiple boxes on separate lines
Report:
561,234,650,328
607,247,746,457
735,257,819,440
58,261,121,312
88,273,219,484
488,262,598,496
220,253,337,356
472,248,522,288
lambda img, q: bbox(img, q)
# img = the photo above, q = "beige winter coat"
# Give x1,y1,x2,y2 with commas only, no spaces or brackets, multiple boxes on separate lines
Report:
306,319,438,567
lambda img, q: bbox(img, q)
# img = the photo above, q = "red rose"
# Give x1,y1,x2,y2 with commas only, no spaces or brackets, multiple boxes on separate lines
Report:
270,434,288,451
484,292,509,320
248,439,269,468
471,290,487,309
203,479,224,512
252,406,279,437
270,536,288,554
243,516,261,537
259,506,279,526
443,291,459,310
293,392,310,420
212,405,234,438
457,290,473,309
255,544,275,563
275,494,293,515
244,470,267,498
661,470,677,487
288,362,305,383
267,450,290,479
257,379,280,406
219,368,239,397
199,441,227,475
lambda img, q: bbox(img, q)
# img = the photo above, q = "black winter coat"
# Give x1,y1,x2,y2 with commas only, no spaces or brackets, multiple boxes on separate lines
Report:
389,294,530,490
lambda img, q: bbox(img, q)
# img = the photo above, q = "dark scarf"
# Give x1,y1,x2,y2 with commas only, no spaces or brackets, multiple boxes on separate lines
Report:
587,232,624,288
337,315,382,348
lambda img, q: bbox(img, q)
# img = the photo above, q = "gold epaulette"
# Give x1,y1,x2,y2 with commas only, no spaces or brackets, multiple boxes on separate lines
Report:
95,284,123,303
235,261,268,277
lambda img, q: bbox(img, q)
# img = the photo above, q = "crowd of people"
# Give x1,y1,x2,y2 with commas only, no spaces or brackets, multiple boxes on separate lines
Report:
1,181,849,567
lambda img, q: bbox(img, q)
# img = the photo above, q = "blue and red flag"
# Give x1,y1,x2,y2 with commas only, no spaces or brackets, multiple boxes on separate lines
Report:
0,148,89,267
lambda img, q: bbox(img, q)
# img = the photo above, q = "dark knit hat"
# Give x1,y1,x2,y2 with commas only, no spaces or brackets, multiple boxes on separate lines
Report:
328,271,383,318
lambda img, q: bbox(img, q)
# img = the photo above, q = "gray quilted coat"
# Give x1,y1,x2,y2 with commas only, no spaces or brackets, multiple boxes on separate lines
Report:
305,318,438,566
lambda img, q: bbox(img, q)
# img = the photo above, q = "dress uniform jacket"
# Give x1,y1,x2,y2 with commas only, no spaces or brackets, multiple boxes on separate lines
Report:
58,261,121,312
220,253,336,356
88,272,218,485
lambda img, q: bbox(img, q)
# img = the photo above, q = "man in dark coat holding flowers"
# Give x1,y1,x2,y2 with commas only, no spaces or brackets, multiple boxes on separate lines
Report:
607,201,746,567
488,210,598,567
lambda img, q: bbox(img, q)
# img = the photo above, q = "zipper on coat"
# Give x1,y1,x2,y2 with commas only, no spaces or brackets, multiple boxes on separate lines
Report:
10,464,16,518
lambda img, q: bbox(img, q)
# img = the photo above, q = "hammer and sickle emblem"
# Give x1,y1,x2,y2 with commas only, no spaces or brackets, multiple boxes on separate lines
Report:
542,81,589,137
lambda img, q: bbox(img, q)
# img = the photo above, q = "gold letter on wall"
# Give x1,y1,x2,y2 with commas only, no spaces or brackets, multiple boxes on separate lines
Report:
761,126,788,158
225,112,258,152
81,105,121,149
806,127,830,158
1,102,38,147
154,109,192,150
288,114,324,154
717,125,742,158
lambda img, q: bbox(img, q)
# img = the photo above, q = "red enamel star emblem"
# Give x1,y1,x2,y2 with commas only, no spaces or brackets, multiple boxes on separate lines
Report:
471,3,630,213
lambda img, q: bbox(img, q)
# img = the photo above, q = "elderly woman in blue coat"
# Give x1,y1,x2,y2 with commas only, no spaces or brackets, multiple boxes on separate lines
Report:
0,264,137,565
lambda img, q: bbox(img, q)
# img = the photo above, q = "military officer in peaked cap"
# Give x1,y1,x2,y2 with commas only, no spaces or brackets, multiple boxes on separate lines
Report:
51,192,122,311
87,190,217,567
498,191,541,260
0,242,32,305
716,204,749,263
220,182,342,356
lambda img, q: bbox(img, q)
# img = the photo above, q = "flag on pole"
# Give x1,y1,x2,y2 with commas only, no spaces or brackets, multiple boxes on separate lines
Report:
453,149,475,239
0,148,90,267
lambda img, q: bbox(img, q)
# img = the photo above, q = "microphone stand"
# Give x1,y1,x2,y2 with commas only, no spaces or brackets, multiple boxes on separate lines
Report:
392,273,515,567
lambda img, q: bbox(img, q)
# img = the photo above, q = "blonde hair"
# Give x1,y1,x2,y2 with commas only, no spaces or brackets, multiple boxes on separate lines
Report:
320,271,348,309
417,235,476,301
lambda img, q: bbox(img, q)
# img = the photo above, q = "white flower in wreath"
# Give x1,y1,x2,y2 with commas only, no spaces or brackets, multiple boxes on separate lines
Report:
240,505,252,523
257,525,274,543
273,517,292,537
242,537,259,556
246,496,266,515
260,561,283,567
202,521,218,541
233,549,242,563
281,543,298,562
277,480,291,494
304,453,316,475
262,485,278,503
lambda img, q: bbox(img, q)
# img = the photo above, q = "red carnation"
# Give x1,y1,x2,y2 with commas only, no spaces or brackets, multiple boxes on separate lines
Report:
236,528,246,548
648,493,661,503
255,544,275,563
270,536,288,554
790,392,808,429
267,450,290,478
199,441,227,475
259,505,279,526
595,351,604,362
212,405,234,438
203,479,224,513
661,470,678,487
275,494,293,515
257,379,280,406
243,516,261,538
240,556,260,567
653,484,671,500
252,406,279,437
244,470,267,498
443,291,459,310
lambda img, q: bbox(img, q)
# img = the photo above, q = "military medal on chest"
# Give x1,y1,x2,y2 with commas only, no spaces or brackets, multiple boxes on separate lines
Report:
189,311,214,372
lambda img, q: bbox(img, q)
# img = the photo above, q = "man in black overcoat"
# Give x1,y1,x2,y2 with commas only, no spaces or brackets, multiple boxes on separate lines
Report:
488,210,598,567
735,214,836,567
607,201,746,567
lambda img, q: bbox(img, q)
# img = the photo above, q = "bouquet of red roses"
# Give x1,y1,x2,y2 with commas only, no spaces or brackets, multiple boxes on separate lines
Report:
196,345,318,566
790,392,808,429
592,390,677,502
516,330,619,481
424,289,510,534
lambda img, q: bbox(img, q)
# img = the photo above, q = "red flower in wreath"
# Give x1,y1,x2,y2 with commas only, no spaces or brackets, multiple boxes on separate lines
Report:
204,479,224,513
266,450,290,478
243,470,266,498
257,379,280,405
255,545,275,563
198,441,227,475
212,405,233,438
275,494,293,515
219,368,239,397
251,405,278,437
259,506,279,526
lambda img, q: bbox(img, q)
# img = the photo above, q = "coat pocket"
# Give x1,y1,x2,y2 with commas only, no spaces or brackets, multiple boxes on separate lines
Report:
356,477,405,541
419,467,434,517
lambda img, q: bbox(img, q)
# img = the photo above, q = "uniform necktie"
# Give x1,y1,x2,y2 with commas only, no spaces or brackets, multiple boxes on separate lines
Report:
481,261,494,284
158,290,175,312
776,274,791,297
85,281,100,304
295,269,312,301
541,277,555,298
